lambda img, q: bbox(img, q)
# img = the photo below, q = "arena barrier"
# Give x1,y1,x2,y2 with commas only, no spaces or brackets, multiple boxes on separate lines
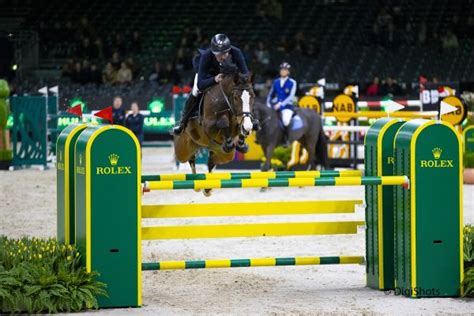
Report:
56,118,463,308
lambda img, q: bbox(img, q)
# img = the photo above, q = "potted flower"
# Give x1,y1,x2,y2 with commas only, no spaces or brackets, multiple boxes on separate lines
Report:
464,152,474,184
0,79,12,170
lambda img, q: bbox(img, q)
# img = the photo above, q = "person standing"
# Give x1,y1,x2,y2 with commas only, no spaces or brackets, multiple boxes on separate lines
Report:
125,102,145,146
112,96,126,125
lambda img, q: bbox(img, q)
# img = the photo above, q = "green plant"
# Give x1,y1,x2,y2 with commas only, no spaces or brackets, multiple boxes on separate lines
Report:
0,236,107,313
462,224,474,297
273,146,292,165
464,152,474,169
0,79,12,161
464,224,474,263
260,147,292,170
462,267,474,297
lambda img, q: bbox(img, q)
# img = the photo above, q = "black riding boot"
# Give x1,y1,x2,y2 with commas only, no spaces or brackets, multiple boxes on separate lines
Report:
282,126,290,147
172,94,198,135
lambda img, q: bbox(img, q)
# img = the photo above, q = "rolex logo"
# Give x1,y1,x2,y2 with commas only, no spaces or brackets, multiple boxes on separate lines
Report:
108,154,119,166
420,147,453,168
432,147,442,160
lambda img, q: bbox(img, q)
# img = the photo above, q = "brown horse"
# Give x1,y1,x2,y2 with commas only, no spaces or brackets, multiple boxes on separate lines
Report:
174,64,255,196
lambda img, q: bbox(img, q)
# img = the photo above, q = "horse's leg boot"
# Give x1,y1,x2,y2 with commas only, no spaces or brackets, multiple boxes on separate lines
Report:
172,94,198,135
236,135,249,153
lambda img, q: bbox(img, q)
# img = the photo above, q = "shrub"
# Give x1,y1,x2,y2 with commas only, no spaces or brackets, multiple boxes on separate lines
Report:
0,236,107,313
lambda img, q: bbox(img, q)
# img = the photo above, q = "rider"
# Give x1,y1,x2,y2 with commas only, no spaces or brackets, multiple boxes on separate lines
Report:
172,33,250,135
266,62,297,146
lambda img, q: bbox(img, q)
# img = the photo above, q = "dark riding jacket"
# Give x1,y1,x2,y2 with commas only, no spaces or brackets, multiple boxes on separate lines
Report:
196,46,249,91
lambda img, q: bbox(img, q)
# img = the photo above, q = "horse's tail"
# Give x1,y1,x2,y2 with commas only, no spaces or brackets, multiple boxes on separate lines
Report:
315,120,330,170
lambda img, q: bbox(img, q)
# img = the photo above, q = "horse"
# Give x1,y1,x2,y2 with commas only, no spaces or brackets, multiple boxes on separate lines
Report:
253,101,329,171
174,63,255,196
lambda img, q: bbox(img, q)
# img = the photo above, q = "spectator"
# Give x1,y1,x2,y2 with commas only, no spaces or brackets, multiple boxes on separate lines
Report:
110,52,121,70
379,76,402,97
276,36,289,53
125,102,145,146
162,62,180,85
255,41,270,67
90,63,102,85
293,31,307,52
94,37,104,60
102,62,117,84
126,57,140,79
366,76,380,96
117,62,133,84
131,31,142,53
71,62,83,84
441,30,459,50
174,47,192,71
61,59,74,80
418,22,427,46
112,96,126,125
78,16,94,40
77,37,97,60
114,33,126,55
81,60,91,83
149,62,164,83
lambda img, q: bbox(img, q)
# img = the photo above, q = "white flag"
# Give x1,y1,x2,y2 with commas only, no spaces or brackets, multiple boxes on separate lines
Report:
38,86,48,95
352,85,359,97
384,100,405,113
440,100,457,116
317,78,326,87
49,86,59,94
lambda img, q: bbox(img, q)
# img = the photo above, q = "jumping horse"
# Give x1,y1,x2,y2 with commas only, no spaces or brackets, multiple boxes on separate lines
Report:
174,62,255,196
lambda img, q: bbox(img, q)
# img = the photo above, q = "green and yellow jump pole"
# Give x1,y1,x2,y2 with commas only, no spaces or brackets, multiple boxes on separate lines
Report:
142,256,365,271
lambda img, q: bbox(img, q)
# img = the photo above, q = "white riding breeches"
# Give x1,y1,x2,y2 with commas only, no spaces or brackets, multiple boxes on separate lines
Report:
192,74,199,97
281,109,293,127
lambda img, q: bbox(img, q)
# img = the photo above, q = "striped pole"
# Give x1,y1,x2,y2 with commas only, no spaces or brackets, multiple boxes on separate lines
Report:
142,255,365,270
144,176,409,191
141,170,363,182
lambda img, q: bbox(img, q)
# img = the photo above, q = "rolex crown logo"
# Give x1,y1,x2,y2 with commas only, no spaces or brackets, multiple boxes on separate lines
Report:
108,153,119,166
432,147,442,160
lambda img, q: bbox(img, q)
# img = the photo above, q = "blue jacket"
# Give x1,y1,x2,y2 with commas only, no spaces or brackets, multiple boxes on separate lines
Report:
196,46,249,91
266,77,297,110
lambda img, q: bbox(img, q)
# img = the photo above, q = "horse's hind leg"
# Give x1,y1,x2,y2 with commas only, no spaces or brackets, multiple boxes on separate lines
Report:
203,152,216,197
189,155,202,193
304,137,318,170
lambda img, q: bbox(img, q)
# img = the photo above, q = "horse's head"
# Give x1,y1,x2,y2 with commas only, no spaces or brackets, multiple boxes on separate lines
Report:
231,73,255,136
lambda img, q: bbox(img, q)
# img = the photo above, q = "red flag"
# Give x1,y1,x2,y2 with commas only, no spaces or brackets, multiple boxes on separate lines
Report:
94,106,113,123
182,85,192,94
66,104,83,118
172,85,182,94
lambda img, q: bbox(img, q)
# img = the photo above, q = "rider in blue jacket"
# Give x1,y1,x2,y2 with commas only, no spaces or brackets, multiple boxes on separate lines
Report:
173,34,249,135
266,62,297,145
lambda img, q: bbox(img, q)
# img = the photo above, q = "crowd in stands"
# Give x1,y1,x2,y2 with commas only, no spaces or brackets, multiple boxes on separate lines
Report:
370,5,474,51
32,0,473,93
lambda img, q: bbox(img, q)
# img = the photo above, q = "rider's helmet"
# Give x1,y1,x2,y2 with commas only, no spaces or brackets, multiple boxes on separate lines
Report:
280,62,291,70
211,34,231,54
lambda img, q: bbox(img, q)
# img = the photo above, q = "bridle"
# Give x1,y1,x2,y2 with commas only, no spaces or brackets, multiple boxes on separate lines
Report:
217,82,254,127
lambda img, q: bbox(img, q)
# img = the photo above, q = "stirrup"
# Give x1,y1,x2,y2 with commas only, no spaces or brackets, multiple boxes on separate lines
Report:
172,123,185,135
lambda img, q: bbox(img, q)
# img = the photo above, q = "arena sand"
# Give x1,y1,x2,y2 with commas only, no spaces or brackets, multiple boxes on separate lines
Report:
0,147,473,315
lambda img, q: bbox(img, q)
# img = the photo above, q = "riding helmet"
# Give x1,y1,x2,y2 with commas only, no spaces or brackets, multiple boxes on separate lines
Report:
211,34,231,54
280,62,291,69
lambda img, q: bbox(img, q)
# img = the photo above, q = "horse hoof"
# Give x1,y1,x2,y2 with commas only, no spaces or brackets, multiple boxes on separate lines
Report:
260,187,269,192
203,189,212,197
194,188,201,193
236,143,249,153
222,144,234,153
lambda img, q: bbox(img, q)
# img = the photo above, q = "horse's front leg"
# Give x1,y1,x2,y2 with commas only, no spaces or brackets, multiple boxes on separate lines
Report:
222,127,234,153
